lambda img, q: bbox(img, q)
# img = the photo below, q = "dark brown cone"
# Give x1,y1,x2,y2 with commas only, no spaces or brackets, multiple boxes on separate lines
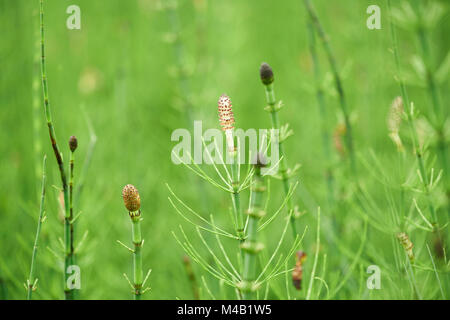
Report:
259,62,274,85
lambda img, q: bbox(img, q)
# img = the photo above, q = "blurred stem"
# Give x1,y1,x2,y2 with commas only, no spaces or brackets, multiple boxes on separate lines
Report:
263,83,297,239
131,217,143,299
303,0,357,177
39,0,71,299
307,20,334,209
165,0,214,216
165,0,193,124
241,165,265,299
230,150,244,240
27,155,46,300
32,12,42,192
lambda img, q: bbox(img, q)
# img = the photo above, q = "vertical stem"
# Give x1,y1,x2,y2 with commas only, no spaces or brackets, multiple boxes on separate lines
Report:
263,83,297,238
165,0,193,124
132,218,143,299
27,156,47,300
39,0,71,299
307,20,334,209
303,0,357,177
67,150,76,298
306,208,320,300
230,150,244,240
32,14,42,191
241,165,265,299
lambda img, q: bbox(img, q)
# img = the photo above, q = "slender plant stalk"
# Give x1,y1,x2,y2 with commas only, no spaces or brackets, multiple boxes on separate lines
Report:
260,64,297,238
32,14,43,190
39,0,73,299
306,21,334,209
131,218,143,299
165,0,193,124
306,207,320,300
26,155,47,300
303,0,357,177
230,150,244,240
164,0,215,217
240,154,267,299
122,185,149,299
66,136,78,298
218,94,245,240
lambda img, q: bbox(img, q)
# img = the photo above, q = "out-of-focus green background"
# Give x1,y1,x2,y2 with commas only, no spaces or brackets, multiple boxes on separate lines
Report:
0,0,448,299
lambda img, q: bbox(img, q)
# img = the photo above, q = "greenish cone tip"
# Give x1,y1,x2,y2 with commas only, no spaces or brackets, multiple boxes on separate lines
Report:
69,135,78,152
259,62,274,85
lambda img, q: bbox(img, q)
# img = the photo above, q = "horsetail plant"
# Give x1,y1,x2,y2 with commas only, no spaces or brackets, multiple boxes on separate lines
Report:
40,0,74,299
239,153,268,299
32,12,43,189
168,94,255,242
387,0,444,257
259,63,298,238
169,91,305,299
306,20,334,209
163,0,194,125
218,94,244,240
120,184,151,299
303,0,357,177
25,155,47,300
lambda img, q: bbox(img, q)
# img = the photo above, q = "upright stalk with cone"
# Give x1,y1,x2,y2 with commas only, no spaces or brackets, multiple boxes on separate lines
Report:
120,184,151,299
259,63,298,238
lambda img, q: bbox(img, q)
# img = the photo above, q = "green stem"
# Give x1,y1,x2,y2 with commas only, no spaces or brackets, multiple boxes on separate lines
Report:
132,217,143,299
241,166,265,299
230,150,244,240
263,83,297,239
307,20,334,209
303,0,357,177
165,0,193,124
27,156,46,300
66,150,76,299
39,0,71,299
306,208,320,300
32,15,42,190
